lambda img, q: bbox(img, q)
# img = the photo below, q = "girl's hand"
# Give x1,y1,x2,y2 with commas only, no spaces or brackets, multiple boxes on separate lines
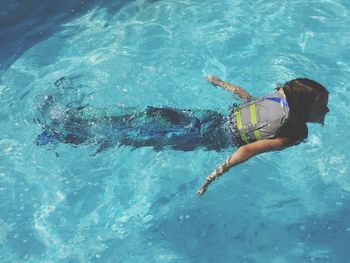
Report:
196,174,215,196
206,75,221,85
196,186,207,196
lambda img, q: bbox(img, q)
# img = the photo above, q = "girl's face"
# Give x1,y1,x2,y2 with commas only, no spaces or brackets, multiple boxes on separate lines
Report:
307,93,329,124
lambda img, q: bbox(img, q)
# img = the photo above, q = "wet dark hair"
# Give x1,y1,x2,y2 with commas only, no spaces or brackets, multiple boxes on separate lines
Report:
277,78,329,144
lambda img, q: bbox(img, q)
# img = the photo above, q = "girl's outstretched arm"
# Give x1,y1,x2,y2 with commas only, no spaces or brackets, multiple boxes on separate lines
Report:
196,137,293,196
207,75,253,101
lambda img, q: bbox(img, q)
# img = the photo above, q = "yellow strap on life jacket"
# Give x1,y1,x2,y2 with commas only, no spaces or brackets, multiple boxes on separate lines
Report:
235,110,249,143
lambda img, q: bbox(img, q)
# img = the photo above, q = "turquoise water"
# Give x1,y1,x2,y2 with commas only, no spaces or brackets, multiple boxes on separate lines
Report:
1,0,350,262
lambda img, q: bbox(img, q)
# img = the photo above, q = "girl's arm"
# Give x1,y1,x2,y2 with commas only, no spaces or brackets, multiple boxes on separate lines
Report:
196,137,293,196
207,75,253,100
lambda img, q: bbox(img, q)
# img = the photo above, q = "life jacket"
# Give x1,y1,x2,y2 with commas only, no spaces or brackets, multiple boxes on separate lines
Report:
231,91,289,144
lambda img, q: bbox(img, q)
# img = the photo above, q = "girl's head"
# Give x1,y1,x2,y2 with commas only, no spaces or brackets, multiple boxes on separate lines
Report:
277,78,329,144
282,78,329,125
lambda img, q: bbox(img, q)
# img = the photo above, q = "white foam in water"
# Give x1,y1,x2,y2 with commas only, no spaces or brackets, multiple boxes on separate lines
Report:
1,0,350,262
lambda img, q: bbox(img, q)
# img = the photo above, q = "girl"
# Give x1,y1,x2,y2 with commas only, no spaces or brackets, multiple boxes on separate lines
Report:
196,76,329,196
36,76,329,196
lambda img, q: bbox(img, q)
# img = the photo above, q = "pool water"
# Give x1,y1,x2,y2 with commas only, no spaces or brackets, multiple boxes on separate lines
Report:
1,0,350,262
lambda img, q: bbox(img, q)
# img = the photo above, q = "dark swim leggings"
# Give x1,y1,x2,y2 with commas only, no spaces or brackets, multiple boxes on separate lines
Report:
36,106,239,151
